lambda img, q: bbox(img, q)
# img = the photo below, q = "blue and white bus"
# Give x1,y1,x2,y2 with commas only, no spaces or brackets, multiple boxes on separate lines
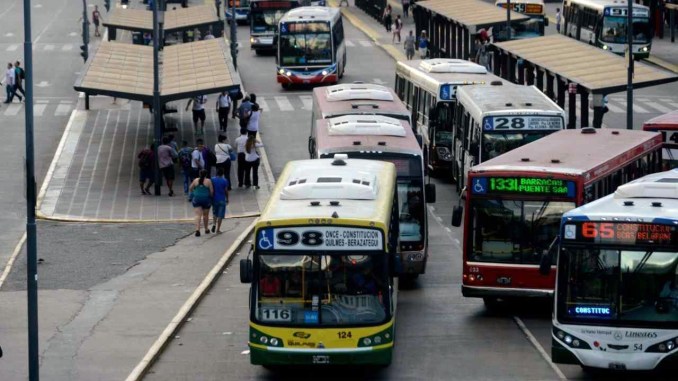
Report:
226,0,251,24
249,0,302,52
551,169,678,371
276,6,345,88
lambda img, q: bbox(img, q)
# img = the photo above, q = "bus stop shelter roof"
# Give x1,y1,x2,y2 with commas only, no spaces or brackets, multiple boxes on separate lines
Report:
493,34,678,94
415,0,529,33
103,5,220,34
74,39,240,103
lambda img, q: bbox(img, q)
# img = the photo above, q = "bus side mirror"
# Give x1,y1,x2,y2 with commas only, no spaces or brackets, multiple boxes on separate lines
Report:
415,134,423,148
390,254,403,278
544,18,549,27
451,206,463,227
425,183,436,203
240,259,253,283
308,136,314,158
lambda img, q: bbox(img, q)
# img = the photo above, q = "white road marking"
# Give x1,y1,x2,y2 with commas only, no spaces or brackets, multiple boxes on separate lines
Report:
616,99,649,113
3,103,22,116
274,96,294,111
299,95,313,110
373,78,386,85
69,32,78,37
345,40,355,47
44,44,55,51
358,40,371,47
256,97,269,112
34,101,47,117
6,44,19,51
660,99,678,109
5,33,14,37
513,316,567,380
640,100,673,113
62,44,73,51
604,101,624,113
35,81,50,88
55,101,72,116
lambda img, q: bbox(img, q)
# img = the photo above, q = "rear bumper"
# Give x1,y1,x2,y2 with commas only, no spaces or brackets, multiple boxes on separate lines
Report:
461,285,553,298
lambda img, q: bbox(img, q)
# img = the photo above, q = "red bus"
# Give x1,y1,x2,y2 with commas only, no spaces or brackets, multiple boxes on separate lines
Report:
451,128,663,308
309,114,435,280
642,109,678,170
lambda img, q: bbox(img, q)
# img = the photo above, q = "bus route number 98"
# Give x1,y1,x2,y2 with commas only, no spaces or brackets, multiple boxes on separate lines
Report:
277,230,324,246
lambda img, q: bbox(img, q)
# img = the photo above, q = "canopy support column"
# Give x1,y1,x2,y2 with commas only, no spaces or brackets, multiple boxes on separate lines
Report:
568,83,577,129
545,72,554,100
580,86,589,128
536,68,544,92
463,28,470,60
557,77,566,108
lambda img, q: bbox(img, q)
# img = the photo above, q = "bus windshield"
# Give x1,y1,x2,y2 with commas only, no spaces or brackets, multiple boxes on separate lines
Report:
482,131,553,160
469,199,575,264
559,248,678,327
279,22,332,65
495,18,543,40
601,16,651,44
398,180,424,245
255,253,390,326
252,9,286,33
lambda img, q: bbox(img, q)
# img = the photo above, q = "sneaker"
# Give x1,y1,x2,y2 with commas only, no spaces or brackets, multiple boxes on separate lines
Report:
211,225,216,233
253,186,260,190
195,230,201,237
205,229,211,235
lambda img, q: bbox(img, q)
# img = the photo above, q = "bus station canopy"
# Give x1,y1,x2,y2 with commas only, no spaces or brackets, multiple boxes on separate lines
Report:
74,39,240,103
103,5,220,34
493,34,678,94
414,0,529,33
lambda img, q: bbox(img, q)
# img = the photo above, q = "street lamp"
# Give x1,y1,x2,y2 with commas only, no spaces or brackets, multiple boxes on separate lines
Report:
626,0,634,130
230,0,238,70
153,0,164,195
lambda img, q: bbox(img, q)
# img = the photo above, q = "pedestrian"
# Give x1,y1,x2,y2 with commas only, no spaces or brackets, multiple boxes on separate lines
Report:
143,32,152,45
216,90,232,132
210,167,230,233
556,8,562,34
247,103,262,137
230,88,243,119
402,0,410,18
417,30,429,59
204,28,215,40
186,94,207,135
177,140,194,195
404,30,416,60
13,61,25,100
167,134,179,153
249,93,258,107
237,95,253,130
3,62,19,103
158,136,178,196
393,15,402,44
191,139,206,181
92,5,102,38
189,169,213,237
137,143,155,195
235,128,248,188
475,38,491,71
383,5,393,32
214,134,234,191
244,135,263,189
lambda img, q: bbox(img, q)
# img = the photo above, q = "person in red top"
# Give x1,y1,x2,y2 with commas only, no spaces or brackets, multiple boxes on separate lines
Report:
92,5,102,38
259,273,281,297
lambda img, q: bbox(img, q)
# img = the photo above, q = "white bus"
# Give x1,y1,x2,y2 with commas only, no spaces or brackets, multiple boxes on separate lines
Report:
226,0,252,23
494,0,548,41
276,6,346,88
561,0,652,58
452,82,566,191
249,0,302,53
550,169,678,371
394,59,500,174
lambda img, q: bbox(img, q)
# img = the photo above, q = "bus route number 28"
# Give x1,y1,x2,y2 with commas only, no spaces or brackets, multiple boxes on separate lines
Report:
277,230,324,246
494,117,525,130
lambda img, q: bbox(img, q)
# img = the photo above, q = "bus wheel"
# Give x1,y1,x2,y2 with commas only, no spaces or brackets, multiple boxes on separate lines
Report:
338,63,344,79
399,274,419,289
483,297,507,312
281,83,290,90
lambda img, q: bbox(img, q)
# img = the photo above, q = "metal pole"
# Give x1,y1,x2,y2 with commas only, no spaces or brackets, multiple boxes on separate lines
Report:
23,0,39,379
506,0,511,41
230,0,238,70
626,0,634,130
153,0,162,195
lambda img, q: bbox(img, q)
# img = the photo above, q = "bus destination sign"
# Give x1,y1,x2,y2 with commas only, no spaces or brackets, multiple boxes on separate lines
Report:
471,176,576,197
483,116,563,131
257,227,384,251
564,222,678,246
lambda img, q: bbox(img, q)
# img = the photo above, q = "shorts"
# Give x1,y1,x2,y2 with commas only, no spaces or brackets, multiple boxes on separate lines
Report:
94,19,100,27
192,197,211,209
161,166,175,181
139,167,153,182
212,200,226,218
192,109,206,123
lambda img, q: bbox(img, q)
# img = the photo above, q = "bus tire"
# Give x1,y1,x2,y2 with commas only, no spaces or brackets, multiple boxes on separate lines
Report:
483,297,505,312
338,63,344,79
281,83,290,90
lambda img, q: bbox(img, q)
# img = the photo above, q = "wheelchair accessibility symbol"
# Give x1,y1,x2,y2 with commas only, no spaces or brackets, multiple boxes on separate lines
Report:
483,118,494,131
258,230,274,250
472,178,488,194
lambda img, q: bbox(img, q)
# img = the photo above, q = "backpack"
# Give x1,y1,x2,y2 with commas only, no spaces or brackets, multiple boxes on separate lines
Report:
206,149,217,166
138,150,152,169
178,149,192,169
16,67,25,80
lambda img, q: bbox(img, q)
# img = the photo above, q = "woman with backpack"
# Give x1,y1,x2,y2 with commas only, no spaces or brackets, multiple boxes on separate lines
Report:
214,135,234,191
189,169,214,237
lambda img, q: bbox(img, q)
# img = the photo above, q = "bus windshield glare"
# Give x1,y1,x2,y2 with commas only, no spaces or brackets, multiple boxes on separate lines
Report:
469,200,575,264
256,253,390,326
482,131,553,160
252,9,286,33
279,22,332,65
559,248,678,327
602,16,651,44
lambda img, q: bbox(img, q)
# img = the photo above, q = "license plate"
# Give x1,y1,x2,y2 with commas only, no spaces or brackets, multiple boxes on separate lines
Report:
313,355,330,364
303,80,310,84
497,276,512,285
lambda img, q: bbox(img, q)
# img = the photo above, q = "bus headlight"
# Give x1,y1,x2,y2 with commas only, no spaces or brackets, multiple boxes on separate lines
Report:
362,338,372,346
641,46,648,52
373,336,382,344
278,68,285,75
270,338,279,346
250,37,257,44
321,70,328,76
602,45,609,50
647,336,678,353
553,328,591,350
259,336,268,344
286,71,292,76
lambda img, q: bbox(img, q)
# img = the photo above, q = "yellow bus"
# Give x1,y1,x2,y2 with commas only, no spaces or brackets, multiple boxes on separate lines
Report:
240,155,400,366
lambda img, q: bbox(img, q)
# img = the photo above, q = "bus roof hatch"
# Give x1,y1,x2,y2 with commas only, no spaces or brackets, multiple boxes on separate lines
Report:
326,83,394,102
327,115,405,136
614,169,678,200
419,59,487,74
281,170,378,200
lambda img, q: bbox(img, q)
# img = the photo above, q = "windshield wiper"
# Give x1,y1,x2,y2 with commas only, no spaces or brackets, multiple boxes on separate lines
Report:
633,251,653,274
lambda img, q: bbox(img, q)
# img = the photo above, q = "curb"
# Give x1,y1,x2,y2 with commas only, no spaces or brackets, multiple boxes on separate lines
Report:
329,1,408,62
124,218,257,381
0,232,27,290
645,55,678,74
33,211,260,224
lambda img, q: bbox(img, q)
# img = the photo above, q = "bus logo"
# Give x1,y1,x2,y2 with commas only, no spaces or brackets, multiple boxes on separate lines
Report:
258,229,274,250
293,332,311,339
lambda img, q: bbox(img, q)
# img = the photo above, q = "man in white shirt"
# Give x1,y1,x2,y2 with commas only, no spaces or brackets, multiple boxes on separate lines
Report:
191,138,206,179
186,95,207,135
234,129,249,187
3,62,18,104
216,91,232,132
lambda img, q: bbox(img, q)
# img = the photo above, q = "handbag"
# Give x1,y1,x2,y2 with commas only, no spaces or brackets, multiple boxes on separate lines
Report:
229,151,237,161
